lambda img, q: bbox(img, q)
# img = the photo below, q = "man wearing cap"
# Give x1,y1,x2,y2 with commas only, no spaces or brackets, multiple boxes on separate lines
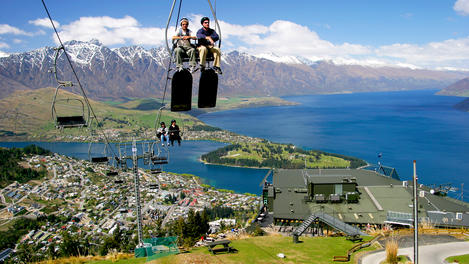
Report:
172,18,197,73
196,17,222,74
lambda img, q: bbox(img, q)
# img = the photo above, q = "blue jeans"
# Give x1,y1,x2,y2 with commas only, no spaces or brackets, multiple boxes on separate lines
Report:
160,134,168,142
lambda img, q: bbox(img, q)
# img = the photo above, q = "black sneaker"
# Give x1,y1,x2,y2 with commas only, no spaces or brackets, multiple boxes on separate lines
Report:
213,66,222,75
200,65,206,72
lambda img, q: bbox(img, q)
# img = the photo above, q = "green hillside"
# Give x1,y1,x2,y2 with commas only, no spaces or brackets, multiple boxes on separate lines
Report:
83,236,377,264
201,142,366,169
0,88,203,141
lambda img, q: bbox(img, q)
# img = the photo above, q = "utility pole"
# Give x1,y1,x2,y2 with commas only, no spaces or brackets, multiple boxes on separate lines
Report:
413,160,418,264
462,183,464,201
132,139,144,247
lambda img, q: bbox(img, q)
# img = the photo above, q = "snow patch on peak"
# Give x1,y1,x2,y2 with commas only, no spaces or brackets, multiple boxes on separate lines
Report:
254,52,315,65
330,57,422,70
0,51,9,58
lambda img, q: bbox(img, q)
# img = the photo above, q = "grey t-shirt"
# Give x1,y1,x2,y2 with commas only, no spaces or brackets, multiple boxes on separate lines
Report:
176,28,193,47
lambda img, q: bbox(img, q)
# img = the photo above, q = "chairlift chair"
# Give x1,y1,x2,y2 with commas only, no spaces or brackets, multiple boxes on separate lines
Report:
88,134,111,164
50,46,91,129
151,168,162,174
166,0,222,111
106,170,124,184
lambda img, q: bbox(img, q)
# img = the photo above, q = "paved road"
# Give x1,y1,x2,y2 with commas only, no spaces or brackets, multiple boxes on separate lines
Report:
362,241,469,264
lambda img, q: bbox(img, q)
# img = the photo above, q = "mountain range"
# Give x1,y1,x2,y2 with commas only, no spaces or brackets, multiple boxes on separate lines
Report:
437,77,469,97
0,39,468,100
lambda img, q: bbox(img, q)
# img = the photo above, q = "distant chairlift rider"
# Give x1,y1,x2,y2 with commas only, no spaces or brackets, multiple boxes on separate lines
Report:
168,120,182,146
157,122,169,146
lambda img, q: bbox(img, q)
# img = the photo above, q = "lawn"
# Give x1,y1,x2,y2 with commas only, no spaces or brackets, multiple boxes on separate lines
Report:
86,259,147,264
150,235,377,264
446,254,469,264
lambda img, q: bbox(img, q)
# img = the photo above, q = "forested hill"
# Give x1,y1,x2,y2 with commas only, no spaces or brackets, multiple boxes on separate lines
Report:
201,141,366,169
0,145,51,187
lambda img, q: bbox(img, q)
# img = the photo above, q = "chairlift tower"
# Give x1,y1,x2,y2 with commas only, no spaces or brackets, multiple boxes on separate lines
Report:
117,137,167,248
132,139,144,247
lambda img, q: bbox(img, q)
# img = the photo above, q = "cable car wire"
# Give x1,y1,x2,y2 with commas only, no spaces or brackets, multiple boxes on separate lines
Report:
41,0,118,159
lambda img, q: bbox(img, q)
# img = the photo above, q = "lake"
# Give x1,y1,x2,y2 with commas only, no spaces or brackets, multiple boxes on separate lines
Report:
200,90,469,199
0,141,268,195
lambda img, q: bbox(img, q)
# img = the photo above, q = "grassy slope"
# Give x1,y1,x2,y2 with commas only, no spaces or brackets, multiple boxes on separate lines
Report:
0,87,202,140
149,236,377,264
0,88,296,140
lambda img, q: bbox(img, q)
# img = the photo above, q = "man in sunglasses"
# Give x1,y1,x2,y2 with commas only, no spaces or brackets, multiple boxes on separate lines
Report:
196,17,222,74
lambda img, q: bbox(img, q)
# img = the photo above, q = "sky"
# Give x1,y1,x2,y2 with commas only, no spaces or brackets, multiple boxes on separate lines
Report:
1,0,469,70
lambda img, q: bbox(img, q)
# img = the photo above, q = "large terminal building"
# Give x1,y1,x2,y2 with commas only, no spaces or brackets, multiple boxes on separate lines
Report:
262,166,469,230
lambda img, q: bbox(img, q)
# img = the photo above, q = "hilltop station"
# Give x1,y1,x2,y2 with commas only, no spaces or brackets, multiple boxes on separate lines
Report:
260,166,469,240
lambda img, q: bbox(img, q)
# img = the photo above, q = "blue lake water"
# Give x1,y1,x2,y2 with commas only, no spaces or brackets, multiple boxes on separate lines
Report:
200,90,469,199
0,141,268,195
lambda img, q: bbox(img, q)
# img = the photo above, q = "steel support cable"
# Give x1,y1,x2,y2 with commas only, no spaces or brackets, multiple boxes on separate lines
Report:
155,0,182,136
41,0,117,159
207,0,222,48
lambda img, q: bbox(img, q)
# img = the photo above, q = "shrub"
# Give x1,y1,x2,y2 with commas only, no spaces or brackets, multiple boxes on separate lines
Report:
385,238,398,264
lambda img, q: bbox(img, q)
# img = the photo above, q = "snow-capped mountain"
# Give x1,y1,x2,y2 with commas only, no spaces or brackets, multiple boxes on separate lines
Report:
0,40,466,99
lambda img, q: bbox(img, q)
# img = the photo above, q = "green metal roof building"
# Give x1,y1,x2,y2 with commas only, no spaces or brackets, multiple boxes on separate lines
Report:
263,168,469,228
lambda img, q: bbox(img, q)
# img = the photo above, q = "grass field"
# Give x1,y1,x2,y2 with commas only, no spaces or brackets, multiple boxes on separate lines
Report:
0,88,297,141
53,235,379,264
148,235,377,264
202,141,367,169
446,254,469,264
0,87,203,140
226,142,351,168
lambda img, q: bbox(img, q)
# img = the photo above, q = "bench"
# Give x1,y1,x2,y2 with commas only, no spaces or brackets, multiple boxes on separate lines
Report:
346,234,363,242
206,239,234,255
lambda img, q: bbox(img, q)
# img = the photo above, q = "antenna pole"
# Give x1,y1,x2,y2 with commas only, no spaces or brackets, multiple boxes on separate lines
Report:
413,160,418,264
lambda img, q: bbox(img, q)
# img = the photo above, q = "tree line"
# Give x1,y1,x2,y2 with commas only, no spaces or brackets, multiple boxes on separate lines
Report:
0,145,51,187
201,143,366,169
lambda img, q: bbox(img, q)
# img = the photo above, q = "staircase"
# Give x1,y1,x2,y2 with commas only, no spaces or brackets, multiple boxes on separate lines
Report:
292,213,317,237
292,211,367,242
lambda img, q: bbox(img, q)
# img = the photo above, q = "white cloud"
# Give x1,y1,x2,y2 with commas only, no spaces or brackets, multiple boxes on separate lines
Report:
0,50,9,57
29,18,60,29
13,39,22,44
220,19,469,70
50,15,469,70
56,15,166,46
220,19,371,61
454,0,469,15
376,36,469,69
0,24,32,36
0,42,9,49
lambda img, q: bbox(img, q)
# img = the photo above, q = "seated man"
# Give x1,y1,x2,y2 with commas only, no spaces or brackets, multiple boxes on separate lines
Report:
196,17,222,74
172,18,197,73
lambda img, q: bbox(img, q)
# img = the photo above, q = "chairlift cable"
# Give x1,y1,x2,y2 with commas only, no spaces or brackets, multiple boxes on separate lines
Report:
41,0,117,159
207,0,221,48
154,0,183,136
